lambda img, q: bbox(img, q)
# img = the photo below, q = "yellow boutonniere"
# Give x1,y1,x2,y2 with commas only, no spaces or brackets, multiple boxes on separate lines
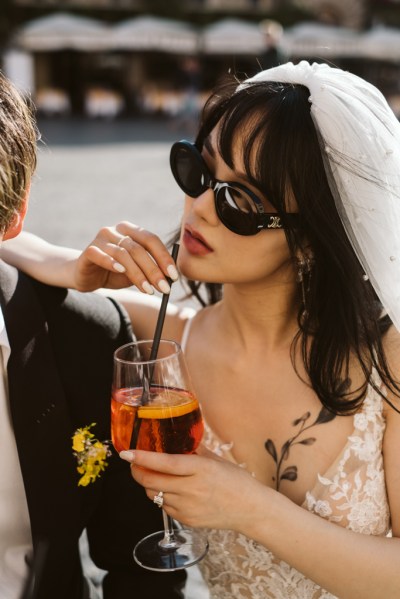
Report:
72,423,111,486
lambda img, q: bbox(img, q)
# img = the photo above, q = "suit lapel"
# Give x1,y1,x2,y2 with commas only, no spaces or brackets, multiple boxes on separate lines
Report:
0,264,81,549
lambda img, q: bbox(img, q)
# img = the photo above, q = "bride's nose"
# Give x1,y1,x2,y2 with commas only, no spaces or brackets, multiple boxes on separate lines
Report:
189,187,220,225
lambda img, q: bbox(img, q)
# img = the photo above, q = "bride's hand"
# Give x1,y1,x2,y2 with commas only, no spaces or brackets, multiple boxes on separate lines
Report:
75,221,179,293
120,446,266,533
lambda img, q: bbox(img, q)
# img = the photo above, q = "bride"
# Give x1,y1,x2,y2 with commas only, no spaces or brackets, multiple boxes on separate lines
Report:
3,62,400,598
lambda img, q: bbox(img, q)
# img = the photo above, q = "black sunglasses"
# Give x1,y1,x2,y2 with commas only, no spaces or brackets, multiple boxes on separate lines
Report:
170,140,300,236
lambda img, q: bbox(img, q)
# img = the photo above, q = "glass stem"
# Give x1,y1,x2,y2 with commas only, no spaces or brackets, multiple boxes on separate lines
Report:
158,510,179,550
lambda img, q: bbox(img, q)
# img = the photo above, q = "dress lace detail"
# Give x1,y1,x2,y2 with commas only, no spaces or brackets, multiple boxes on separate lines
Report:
197,372,391,599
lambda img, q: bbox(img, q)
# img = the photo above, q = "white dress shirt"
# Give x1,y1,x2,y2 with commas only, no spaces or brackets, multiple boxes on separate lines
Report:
0,306,33,598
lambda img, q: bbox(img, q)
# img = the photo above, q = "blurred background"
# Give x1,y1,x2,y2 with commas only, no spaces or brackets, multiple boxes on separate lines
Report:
2,0,400,119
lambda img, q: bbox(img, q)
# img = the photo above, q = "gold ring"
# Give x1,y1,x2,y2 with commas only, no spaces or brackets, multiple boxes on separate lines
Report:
153,491,164,508
117,236,130,248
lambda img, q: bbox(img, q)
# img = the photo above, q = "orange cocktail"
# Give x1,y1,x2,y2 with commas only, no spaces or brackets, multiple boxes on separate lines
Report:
111,386,204,454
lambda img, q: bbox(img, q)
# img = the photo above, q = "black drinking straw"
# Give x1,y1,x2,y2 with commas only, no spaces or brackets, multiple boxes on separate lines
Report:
129,243,180,449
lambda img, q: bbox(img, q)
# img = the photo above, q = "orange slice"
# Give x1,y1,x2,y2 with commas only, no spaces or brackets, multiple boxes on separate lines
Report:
138,397,199,420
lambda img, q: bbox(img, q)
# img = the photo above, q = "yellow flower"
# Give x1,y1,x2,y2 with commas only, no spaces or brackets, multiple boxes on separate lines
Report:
72,432,85,453
72,423,111,487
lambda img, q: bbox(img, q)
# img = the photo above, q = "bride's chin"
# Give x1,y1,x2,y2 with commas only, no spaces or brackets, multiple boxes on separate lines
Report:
178,261,212,283
177,251,223,283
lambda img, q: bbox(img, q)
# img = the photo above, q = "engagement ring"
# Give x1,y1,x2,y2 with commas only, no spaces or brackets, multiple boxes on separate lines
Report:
153,491,164,508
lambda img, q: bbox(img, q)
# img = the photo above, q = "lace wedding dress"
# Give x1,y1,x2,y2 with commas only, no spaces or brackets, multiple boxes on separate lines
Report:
194,371,391,599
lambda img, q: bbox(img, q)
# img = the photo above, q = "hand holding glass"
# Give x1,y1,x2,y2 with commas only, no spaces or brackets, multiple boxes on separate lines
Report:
111,339,208,571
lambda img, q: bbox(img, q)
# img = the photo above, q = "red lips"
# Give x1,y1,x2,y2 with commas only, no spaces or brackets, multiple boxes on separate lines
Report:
183,226,213,256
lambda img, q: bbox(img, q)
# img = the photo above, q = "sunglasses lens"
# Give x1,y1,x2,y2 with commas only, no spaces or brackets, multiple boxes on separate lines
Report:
215,185,260,236
171,144,207,197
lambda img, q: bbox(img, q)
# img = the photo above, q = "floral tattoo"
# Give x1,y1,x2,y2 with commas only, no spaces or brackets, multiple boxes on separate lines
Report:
265,405,337,491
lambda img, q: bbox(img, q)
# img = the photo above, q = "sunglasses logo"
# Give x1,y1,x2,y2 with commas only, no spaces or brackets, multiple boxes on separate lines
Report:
267,216,281,229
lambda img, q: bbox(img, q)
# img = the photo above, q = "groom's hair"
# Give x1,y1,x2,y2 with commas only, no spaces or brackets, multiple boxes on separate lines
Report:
0,71,37,232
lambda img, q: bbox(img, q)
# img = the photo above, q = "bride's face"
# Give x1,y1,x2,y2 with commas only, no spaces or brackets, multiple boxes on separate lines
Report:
177,126,296,291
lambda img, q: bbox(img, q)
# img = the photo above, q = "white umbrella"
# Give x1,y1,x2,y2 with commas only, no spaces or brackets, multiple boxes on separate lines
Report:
201,18,265,55
14,12,110,52
282,22,362,59
361,25,400,61
110,15,198,53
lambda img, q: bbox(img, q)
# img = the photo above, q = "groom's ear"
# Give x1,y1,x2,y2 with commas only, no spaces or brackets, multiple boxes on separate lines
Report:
3,186,30,241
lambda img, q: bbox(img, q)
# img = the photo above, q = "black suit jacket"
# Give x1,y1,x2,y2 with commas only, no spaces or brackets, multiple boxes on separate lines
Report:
0,263,185,599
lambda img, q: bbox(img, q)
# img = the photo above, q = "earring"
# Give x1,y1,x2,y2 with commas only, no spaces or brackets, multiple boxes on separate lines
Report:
296,254,314,319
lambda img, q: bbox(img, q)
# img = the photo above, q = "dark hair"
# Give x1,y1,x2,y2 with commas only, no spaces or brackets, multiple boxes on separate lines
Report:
171,76,400,415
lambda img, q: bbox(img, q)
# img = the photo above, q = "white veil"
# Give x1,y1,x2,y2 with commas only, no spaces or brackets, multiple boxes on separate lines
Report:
240,61,400,332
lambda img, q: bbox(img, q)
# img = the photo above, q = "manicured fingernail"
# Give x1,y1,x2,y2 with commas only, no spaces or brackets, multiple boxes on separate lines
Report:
119,450,135,462
158,280,171,294
113,262,126,273
167,264,179,281
142,281,154,295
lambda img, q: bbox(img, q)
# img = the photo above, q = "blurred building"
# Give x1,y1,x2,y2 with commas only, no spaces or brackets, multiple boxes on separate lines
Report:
2,0,400,119
5,0,369,27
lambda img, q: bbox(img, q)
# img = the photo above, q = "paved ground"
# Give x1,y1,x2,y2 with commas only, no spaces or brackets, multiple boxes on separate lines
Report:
28,115,190,249
27,116,208,598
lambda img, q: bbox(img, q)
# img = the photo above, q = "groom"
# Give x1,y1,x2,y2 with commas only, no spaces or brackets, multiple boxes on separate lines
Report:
0,73,185,598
